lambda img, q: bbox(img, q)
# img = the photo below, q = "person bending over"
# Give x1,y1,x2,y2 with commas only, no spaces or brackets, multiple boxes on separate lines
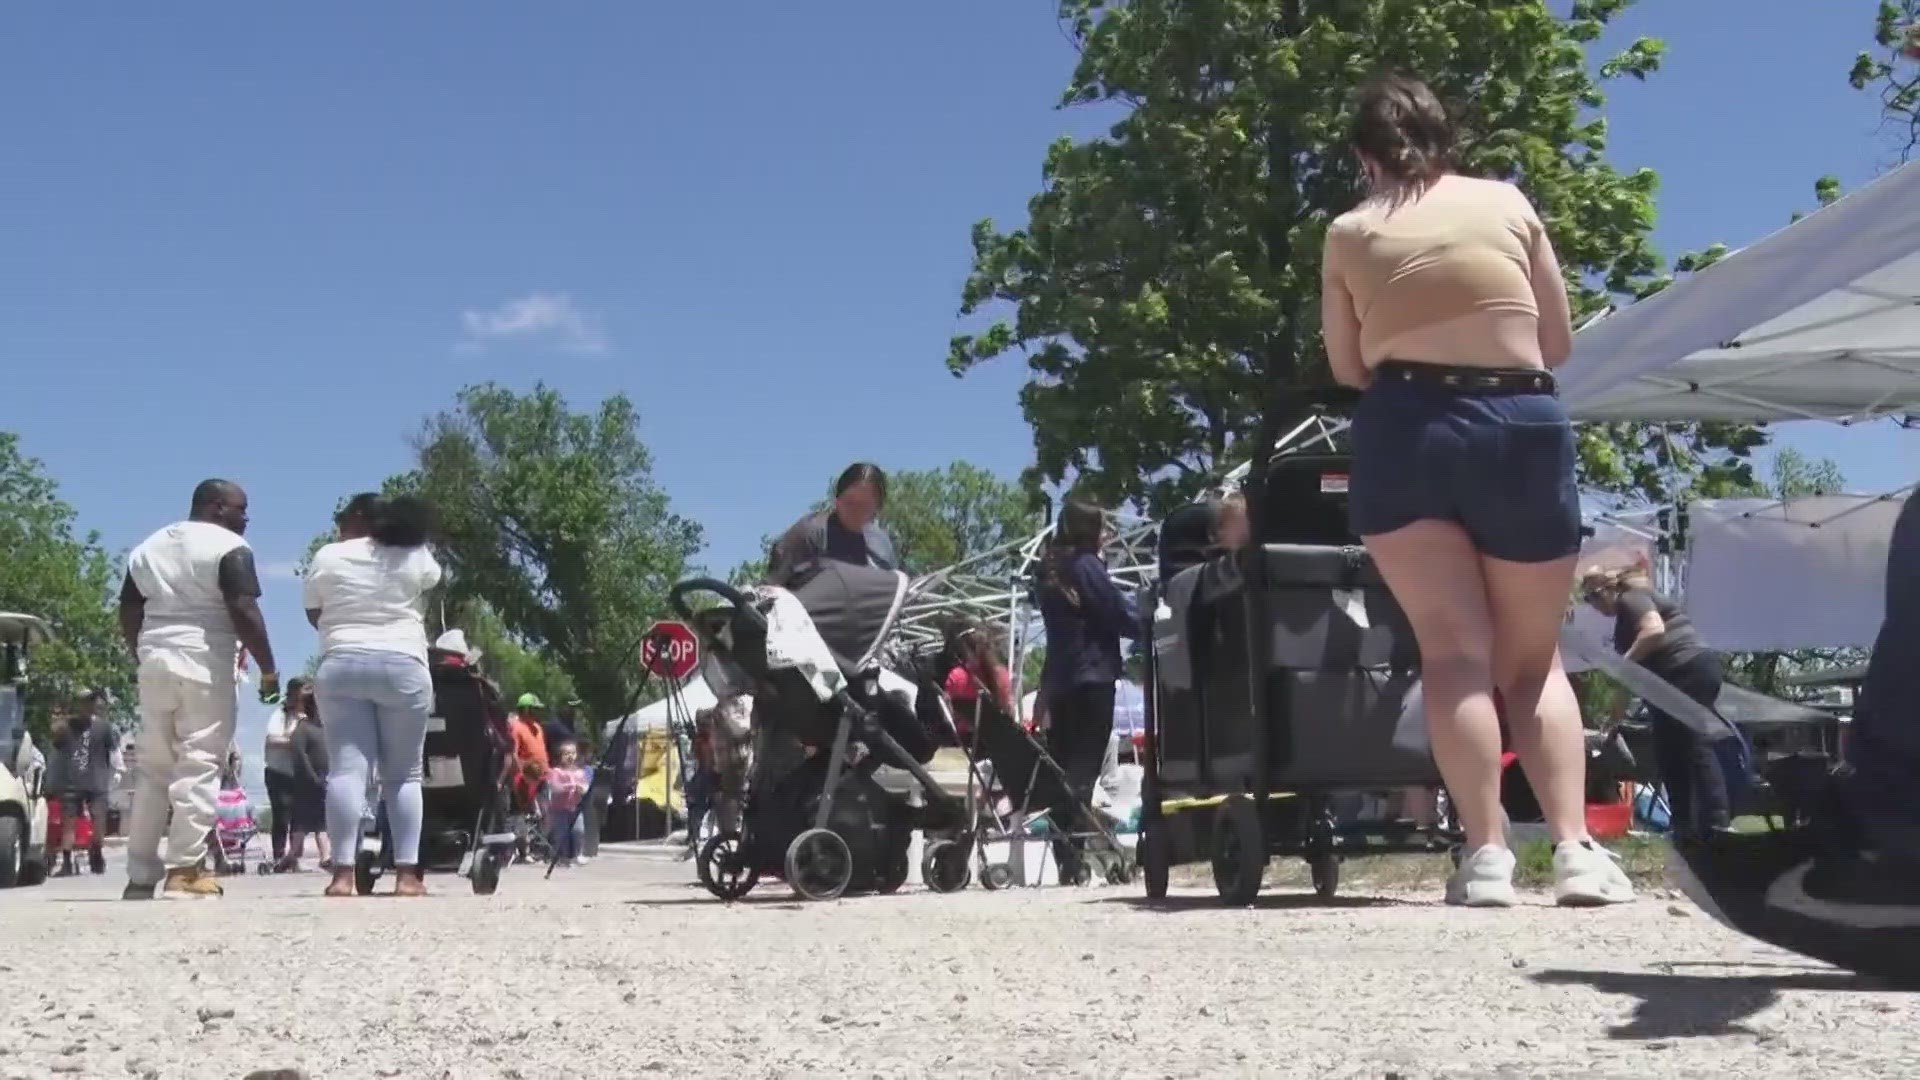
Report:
765,462,897,588
1580,566,1738,837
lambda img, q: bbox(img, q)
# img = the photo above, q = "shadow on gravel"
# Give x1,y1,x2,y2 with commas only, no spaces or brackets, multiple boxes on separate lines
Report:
1532,968,1891,1040
1099,893,1421,913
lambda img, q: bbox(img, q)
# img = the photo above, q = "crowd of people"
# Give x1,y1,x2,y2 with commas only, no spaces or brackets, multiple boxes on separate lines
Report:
88,69,1909,981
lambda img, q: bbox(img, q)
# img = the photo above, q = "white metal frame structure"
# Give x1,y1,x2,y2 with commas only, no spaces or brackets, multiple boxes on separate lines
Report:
895,510,1159,706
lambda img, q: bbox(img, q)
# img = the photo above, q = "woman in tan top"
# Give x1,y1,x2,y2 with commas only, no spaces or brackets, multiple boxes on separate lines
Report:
1320,73,1631,909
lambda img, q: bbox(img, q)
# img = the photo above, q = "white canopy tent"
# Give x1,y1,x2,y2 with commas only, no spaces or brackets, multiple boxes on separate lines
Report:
1557,160,1920,424
1554,160,1920,651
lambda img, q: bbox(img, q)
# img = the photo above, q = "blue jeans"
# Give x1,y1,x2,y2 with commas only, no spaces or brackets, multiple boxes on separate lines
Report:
549,807,586,860
1348,363,1582,564
315,649,433,867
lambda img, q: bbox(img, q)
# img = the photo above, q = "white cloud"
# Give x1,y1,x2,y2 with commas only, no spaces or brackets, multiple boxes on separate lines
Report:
458,293,608,355
258,560,303,582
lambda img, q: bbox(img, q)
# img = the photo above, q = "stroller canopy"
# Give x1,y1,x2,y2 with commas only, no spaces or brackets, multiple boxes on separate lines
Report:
786,562,910,671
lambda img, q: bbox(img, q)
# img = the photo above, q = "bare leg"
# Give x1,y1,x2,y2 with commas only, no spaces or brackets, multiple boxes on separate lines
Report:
1364,521,1504,852
1482,553,1589,846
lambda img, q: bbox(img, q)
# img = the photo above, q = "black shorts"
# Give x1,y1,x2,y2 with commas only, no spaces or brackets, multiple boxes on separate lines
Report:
290,780,327,834
1348,362,1581,564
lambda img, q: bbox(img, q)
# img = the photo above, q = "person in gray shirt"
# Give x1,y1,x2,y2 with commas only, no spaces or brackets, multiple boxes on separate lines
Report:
48,690,118,876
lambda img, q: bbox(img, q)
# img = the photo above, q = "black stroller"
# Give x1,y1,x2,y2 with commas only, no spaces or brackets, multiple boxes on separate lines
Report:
673,564,967,902
352,657,521,895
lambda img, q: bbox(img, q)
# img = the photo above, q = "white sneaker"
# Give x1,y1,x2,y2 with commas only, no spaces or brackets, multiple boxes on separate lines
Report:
1445,844,1517,907
1553,839,1635,907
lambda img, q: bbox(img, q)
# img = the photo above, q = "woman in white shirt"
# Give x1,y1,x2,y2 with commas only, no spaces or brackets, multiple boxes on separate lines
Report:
261,676,308,870
303,493,443,898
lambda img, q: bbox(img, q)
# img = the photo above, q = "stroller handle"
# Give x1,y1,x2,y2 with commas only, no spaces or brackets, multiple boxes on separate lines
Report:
667,578,766,632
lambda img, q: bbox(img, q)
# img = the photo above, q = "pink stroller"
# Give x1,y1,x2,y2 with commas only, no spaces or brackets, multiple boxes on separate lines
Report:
213,786,262,876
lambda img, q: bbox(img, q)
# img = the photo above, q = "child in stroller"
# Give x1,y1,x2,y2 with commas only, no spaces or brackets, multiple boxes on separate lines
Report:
674,563,968,902
914,619,1136,888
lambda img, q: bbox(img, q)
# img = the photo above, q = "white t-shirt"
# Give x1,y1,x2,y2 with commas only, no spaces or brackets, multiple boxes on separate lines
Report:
126,520,250,683
302,538,444,664
262,707,297,775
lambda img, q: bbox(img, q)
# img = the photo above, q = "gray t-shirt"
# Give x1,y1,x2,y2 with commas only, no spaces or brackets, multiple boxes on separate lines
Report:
1612,588,1706,674
51,718,116,795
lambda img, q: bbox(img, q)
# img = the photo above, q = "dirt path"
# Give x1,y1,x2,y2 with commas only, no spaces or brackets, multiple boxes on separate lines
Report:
0,850,1914,1079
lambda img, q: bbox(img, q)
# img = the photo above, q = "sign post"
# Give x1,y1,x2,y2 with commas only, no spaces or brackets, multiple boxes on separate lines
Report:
641,620,700,682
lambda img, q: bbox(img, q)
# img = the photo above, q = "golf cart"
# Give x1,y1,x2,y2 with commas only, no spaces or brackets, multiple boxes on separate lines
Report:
0,613,52,888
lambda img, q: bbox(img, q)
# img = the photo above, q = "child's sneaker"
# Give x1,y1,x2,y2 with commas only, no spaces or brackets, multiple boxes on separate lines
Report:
1553,839,1635,906
1445,844,1517,907
162,865,224,899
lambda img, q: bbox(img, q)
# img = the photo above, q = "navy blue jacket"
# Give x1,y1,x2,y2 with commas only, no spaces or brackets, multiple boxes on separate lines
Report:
1036,550,1140,693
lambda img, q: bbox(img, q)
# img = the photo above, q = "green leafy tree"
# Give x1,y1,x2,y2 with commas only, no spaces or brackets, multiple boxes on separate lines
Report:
948,0,1759,513
332,384,703,722
0,433,135,737
449,599,577,710
1852,1,1920,161
1768,446,1847,499
881,462,1043,577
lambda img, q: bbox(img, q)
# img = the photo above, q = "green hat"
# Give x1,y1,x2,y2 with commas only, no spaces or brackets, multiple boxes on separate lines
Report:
516,692,545,710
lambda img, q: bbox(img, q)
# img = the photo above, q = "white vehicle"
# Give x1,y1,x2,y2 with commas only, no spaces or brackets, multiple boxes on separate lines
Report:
0,613,53,888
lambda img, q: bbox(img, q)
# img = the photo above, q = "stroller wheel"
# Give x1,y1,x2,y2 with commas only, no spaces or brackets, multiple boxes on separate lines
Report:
981,862,1013,891
1070,863,1094,887
256,862,274,876
471,849,503,896
1105,856,1135,887
874,844,910,895
784,828,852,902
353,851,381,896
699,831,759,901
920,839,971,895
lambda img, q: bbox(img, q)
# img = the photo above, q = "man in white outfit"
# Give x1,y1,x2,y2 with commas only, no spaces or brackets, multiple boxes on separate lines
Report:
117,479,279,899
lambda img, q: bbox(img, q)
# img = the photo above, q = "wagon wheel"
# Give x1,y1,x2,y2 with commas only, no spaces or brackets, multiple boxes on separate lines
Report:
1210,795,1265,905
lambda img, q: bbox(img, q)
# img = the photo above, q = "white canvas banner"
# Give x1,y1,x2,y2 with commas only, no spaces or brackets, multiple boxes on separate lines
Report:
1682,495,1902,651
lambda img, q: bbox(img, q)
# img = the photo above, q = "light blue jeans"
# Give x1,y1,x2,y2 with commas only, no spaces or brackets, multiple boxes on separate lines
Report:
314,649,433,867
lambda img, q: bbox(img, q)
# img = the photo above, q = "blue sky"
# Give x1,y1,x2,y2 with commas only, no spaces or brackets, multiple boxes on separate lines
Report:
3,3,1914,763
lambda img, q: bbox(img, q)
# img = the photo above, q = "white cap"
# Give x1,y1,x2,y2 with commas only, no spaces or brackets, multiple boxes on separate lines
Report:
433,629,480,662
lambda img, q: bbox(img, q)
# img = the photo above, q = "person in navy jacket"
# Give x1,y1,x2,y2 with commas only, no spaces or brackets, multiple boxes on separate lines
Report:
1033,499,1140,874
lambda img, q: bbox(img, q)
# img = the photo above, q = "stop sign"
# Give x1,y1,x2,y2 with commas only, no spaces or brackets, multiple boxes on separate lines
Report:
640,620,700,681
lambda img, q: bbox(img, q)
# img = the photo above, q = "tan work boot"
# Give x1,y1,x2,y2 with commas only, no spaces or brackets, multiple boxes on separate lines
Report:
161,865,224,899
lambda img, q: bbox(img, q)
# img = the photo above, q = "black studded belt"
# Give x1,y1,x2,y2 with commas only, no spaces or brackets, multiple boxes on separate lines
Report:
1374,360,1556,395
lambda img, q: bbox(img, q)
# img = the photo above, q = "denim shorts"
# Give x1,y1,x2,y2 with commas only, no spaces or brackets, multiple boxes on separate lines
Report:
1347,363,1581,564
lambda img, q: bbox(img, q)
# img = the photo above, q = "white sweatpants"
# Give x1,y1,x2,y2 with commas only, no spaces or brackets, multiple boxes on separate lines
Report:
126,669,238,886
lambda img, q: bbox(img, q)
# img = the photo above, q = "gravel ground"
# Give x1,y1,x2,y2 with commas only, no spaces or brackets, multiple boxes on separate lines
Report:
0,847,1915,1080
